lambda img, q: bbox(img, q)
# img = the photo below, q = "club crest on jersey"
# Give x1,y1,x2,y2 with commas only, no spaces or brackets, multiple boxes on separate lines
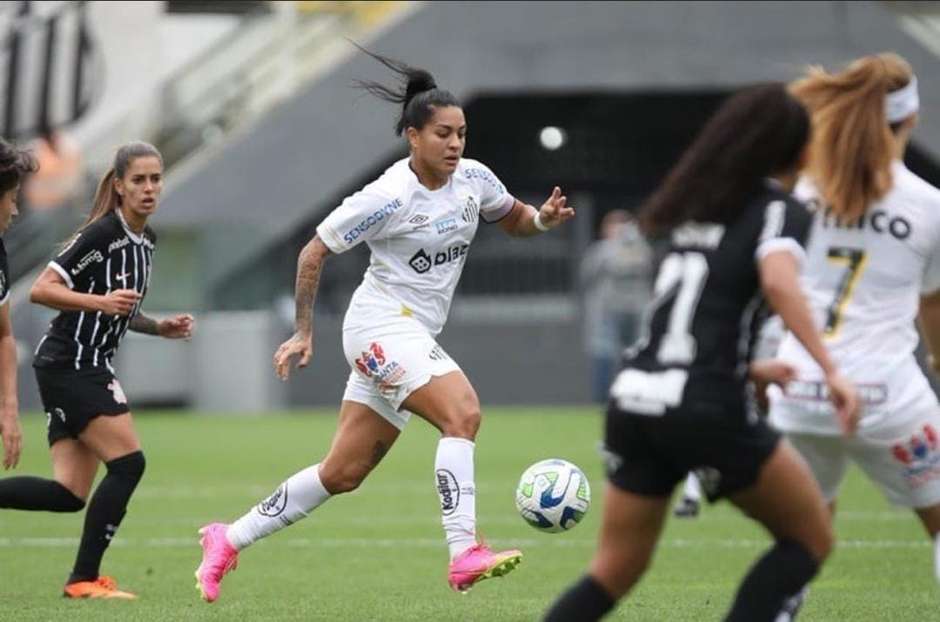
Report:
891,424,940,488
108,379,128,405
461,195,479,224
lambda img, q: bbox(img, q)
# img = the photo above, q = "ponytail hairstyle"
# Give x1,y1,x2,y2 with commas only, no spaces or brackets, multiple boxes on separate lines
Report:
0,138,38,195
790,53,913,223
352,44,460,136
85,141,162,228
640,83,810,236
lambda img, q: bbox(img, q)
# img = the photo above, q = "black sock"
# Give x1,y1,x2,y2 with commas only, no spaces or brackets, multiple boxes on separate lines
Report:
68,451,145,584
544,575,616,622
0,476,85,512
724,539,819,622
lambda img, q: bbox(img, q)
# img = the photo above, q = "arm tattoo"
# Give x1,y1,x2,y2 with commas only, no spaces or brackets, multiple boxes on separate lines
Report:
128,313,160,335
294,238,328,335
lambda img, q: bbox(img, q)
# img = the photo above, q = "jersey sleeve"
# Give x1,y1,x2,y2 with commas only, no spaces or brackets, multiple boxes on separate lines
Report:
463,162,514,223
315,189,403,254
754,198,812,266
49,226,108,290
921,217,940,294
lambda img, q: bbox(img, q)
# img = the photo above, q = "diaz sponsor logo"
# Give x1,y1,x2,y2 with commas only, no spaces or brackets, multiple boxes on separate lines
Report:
71,250,104,276
343,198,404,244
408,244,469,274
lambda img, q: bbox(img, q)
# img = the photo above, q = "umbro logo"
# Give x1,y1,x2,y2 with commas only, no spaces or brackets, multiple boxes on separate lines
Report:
408,214,429,225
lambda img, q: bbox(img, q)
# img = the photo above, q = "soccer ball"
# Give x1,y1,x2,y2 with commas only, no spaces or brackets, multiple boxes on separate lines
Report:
515,458,591,533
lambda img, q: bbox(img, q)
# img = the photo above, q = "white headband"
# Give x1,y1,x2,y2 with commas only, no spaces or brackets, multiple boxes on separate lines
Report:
886,75,919,124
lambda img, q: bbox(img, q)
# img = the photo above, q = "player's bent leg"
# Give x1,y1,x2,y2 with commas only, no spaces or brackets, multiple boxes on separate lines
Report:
65,414,145,598
317,400,402,494
403,372,522,590
0,439,93,512
197,401,400,603
544,484,668,621
914,504,940,583
725,441,832,621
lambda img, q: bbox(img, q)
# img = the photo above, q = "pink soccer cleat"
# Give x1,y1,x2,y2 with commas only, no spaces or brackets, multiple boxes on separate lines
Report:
195,523,239,603
447,543,523,593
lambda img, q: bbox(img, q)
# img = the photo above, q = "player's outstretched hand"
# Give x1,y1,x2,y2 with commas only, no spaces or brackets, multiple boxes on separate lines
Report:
826,371,859,436
537,186,575,229
0,411,22,470
159,314,195,339
274,332,313,381
99,289,141,317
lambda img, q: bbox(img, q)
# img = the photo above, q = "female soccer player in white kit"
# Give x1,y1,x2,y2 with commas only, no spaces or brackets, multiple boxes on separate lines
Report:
195,50,574,602
769,53,940,583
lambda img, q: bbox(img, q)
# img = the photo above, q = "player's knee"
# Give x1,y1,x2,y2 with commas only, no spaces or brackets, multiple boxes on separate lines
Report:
106,450,146,486
319,462,369,494
53,481,86,512
439,400,481,440
797,524,833,562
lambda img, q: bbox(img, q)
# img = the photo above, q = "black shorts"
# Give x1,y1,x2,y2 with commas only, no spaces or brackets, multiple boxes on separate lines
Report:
603,397,780,502
34,366,131,446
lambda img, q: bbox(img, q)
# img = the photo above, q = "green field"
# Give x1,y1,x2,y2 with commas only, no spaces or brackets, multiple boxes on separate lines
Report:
0,407,936,621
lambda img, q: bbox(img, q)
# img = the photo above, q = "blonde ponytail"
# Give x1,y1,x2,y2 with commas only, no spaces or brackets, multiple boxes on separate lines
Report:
790,53,913,222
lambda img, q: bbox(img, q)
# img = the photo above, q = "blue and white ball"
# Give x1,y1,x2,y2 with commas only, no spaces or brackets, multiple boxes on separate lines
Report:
515,459,591,533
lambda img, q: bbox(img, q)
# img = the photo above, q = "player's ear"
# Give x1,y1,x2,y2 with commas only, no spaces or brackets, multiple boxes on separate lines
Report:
113,175,124,198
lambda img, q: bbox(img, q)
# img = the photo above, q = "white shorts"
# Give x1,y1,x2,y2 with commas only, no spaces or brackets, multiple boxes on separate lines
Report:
786,409,940,508
341,316,461,430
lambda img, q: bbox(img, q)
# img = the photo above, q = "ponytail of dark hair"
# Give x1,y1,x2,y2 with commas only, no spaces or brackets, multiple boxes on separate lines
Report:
640,83,810,236
352,43,460,135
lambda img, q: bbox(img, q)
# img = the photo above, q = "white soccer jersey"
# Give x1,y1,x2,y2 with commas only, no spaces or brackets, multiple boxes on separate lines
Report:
316,157,514,335
771,161,940,436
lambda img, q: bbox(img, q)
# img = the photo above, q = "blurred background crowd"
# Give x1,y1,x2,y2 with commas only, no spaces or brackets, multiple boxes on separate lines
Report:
3,0,939,414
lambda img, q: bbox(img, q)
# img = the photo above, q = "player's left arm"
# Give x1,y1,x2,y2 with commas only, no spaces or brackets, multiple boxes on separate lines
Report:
919,290,940,376
498,188,576,238
0,302,21,469
129,312,195,339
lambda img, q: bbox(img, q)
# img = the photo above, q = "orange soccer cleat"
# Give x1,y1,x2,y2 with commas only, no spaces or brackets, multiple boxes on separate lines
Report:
63,575,137,599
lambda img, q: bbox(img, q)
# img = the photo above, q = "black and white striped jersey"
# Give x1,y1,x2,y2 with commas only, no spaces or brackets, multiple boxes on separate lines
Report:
614,184,811,416
33,210,156,371
0,239,9,306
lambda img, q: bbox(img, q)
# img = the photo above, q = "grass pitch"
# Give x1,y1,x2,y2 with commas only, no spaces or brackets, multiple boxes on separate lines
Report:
0,407,936,621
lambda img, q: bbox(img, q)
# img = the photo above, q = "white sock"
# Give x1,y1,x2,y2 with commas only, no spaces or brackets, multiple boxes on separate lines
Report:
682,472,703,502
435,437,477,560
934,534,940,584
226,463,331,551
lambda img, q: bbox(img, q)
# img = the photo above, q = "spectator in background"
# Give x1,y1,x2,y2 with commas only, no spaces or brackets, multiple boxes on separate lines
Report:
579,209,652,402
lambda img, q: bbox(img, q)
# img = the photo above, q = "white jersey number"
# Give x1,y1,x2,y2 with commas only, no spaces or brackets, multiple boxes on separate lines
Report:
824,246,867,337
654,252,709,364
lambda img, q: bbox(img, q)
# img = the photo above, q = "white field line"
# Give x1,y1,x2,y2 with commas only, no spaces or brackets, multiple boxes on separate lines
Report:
0,537,929,549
